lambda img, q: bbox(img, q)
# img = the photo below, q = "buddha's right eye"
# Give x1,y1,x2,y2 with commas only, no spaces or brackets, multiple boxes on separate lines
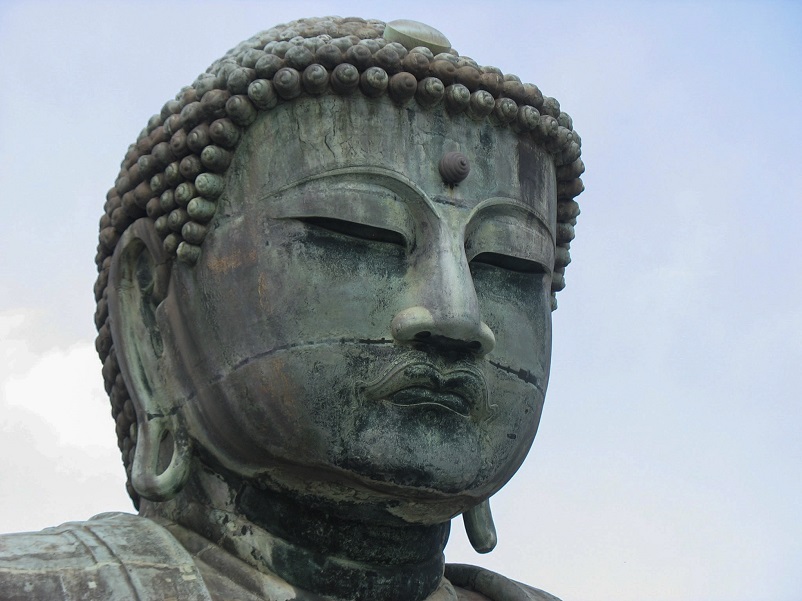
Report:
298,217,406,247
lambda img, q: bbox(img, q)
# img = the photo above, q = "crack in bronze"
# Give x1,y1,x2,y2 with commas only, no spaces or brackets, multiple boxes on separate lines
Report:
200,338,541,398
207,338,394,385
487,359,543,393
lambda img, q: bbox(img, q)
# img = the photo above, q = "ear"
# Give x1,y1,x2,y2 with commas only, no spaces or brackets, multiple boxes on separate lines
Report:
108,218,191,502
463,498,497,553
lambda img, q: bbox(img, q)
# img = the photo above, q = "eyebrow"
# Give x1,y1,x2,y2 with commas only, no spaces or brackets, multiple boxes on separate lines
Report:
261,166,431,207
468,197,552,239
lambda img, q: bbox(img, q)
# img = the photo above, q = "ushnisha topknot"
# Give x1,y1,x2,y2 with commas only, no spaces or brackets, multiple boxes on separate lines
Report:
94,17,585,505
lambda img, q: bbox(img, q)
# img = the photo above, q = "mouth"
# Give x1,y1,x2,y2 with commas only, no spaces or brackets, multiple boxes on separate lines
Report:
387,386,471,416
361,359,491,419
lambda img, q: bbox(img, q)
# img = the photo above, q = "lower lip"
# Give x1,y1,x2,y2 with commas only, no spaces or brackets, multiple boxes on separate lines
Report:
387,387,470,416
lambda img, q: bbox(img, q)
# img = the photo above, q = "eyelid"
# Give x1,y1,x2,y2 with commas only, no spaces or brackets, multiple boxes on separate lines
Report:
471,252,549,274
263,180,414,245
467,197,553,242
298,216,406,247
465,214,554,275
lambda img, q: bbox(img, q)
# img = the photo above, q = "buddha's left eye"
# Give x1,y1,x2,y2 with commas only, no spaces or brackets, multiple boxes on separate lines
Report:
471,252,548,275
298,217,406,247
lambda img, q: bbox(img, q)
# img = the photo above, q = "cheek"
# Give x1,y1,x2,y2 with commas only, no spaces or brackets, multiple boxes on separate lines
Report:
189,219,410,362
182,345,374,471
471,264,553,378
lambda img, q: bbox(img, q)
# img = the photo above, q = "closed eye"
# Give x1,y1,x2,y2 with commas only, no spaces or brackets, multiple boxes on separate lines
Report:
471,252,548,274
298,217,406,247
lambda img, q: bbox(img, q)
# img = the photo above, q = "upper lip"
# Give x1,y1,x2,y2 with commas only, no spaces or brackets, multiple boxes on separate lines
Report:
360,359,491,419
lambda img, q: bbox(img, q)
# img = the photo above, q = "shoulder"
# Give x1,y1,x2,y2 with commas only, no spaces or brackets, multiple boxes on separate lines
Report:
0,512,211,600
446,563,562,601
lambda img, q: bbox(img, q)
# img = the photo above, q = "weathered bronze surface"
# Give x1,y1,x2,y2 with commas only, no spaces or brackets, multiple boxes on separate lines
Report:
0,16,583,601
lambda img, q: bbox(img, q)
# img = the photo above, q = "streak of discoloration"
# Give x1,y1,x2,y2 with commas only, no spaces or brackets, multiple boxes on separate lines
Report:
258,272,269,314
205,248,257,275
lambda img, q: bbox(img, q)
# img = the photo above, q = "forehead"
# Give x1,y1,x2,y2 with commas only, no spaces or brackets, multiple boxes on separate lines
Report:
225,95,556,226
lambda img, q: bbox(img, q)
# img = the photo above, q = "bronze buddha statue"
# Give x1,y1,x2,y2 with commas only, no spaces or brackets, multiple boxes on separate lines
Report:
0,17,584,601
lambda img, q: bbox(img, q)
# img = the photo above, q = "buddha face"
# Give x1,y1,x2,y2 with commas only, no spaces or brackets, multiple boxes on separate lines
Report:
161,95,557,522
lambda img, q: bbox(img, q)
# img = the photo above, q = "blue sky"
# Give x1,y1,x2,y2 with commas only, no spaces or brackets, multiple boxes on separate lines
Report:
1,2,800,600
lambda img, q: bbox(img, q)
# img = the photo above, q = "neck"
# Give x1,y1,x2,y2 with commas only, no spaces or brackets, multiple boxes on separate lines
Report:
142,465,450,601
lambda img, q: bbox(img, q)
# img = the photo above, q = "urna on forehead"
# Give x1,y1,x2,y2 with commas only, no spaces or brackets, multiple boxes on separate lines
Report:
92,14,584,508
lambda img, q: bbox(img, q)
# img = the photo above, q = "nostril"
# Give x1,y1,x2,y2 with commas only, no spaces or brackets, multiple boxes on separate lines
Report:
391,307,495,355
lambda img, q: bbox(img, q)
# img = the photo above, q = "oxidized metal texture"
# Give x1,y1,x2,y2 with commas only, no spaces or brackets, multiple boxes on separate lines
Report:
93,16,586,508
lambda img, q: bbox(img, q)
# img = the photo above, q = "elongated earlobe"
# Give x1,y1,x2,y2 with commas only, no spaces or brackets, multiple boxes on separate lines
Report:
132,414,191,501
463,499,497,553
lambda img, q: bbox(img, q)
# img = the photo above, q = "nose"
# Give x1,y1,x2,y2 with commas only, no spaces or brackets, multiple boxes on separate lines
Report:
391,242,496,356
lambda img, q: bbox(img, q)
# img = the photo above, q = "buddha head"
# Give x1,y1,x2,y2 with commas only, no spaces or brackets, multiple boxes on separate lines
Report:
95,16,584,539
